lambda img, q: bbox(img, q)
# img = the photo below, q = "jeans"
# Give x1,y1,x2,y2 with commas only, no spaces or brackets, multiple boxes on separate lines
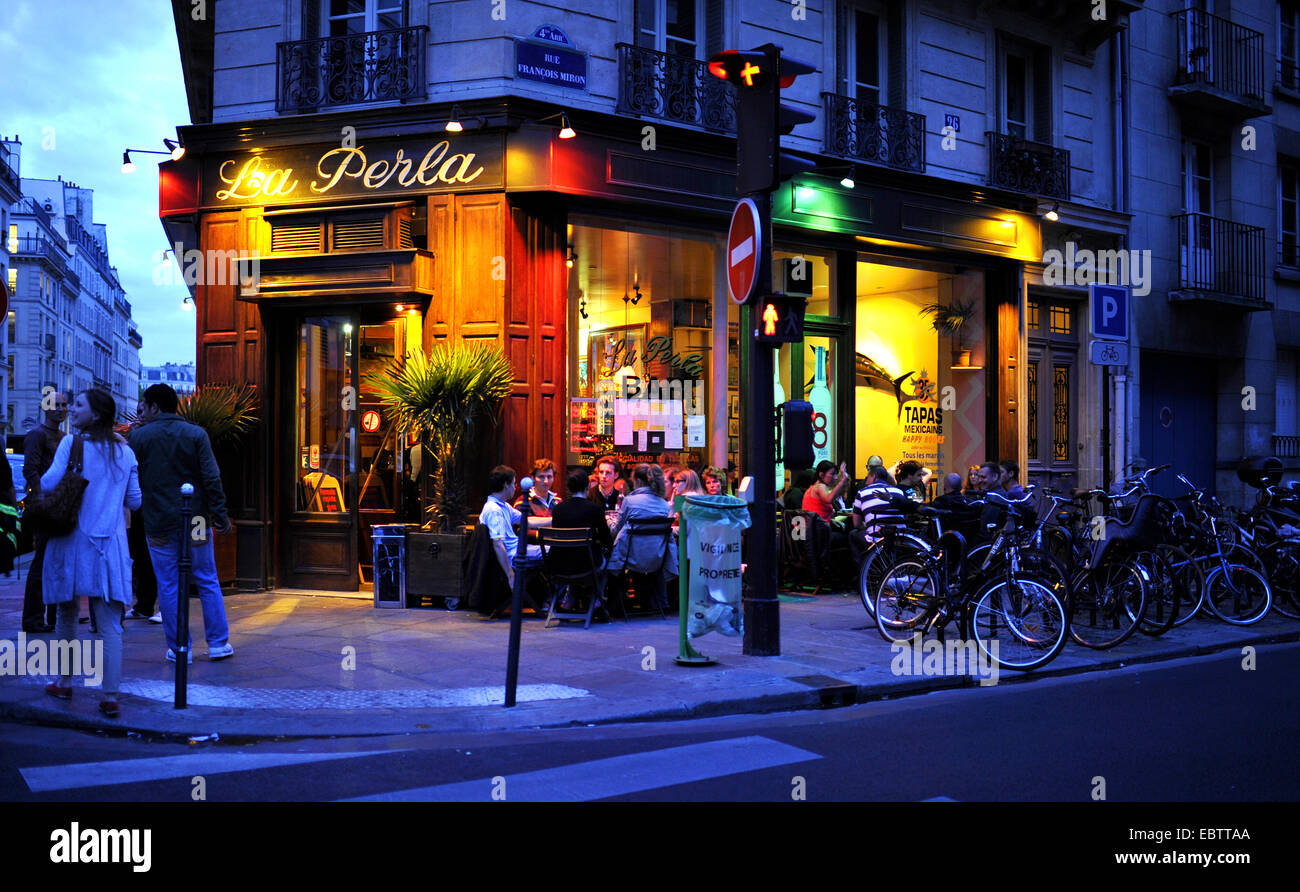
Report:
22,533,56,628
148,533,229,654
53,598,122,698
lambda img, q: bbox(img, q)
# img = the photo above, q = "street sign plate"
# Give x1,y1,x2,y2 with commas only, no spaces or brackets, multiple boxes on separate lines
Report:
727,197,762,305
1089,339,1129,366
1090,283,1129,341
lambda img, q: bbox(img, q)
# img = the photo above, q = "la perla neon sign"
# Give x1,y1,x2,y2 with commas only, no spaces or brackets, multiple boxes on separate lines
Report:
215,141,486,202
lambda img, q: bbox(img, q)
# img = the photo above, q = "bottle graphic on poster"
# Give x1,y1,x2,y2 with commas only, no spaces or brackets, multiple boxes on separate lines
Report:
809,345,833,465
774,363,786,495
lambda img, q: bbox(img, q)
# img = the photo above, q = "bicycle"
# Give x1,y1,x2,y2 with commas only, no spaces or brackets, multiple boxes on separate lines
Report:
873,492,1070,672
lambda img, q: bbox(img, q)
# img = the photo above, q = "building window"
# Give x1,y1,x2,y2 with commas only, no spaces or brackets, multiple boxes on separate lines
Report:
999,36,1050,143
6,224,15,254
1052,364,1071,463
634,0,707,57
567,217,723,471
1049,304,1071,335
325,0,406,34
851,6,883,107
1027,361,1039,461
1282,160,1299,267
1282,1,1300,90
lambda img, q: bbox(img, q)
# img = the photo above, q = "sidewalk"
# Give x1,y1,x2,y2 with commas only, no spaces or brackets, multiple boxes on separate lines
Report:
2,568,1297,739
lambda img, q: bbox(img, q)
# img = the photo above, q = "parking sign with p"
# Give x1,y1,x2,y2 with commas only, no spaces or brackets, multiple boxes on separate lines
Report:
1090,284,1129,341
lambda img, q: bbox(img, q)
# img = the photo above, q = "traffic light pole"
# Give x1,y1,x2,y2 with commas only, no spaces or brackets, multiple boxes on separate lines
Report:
743,189,780,656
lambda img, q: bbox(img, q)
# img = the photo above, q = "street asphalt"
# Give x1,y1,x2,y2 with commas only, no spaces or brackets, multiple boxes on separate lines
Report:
2,555,1297,739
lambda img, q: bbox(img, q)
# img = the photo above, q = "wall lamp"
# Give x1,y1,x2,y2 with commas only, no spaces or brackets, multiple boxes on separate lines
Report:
1043,201,1060,222
566,248,577,269
122,139,184,173
444,104,486,133
181,296,194,311
539,111,576,139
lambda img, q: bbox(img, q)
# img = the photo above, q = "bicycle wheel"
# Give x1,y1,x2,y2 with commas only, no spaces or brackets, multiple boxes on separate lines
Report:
1260,540,1300,620
1156,543,1205,627
1069,560,1146,649
858,534,930,619
1136,550,1179,636
873,560,941,643
967,576,1068,671
1015,547,1073,605
1203,564,1272,625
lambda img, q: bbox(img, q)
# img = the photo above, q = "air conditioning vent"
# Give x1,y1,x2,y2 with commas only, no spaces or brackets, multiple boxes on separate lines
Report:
270,220,323,253
333,218,385,251
398,218,413,249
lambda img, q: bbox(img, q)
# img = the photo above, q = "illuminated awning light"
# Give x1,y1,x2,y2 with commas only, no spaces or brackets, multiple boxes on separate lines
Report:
445,105,464,133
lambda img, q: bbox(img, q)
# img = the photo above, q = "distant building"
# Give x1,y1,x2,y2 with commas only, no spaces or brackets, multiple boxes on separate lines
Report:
141,361,195,396
0,137,20,439
5,161,143,431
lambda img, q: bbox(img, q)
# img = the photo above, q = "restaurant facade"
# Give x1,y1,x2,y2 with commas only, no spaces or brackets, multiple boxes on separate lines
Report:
161,1,1133,593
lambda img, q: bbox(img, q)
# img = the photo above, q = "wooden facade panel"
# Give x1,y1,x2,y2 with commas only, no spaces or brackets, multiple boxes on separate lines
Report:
425,195,454,349
999,297,1021,462
456,195,505,327
507,334,530,384
204,342,236,383
201,217,239,333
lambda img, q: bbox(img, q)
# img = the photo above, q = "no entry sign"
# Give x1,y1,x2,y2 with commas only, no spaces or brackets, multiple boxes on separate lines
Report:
727,197,762,305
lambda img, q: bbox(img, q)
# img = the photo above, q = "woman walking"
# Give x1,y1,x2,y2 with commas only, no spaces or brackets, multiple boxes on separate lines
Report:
41,390,141,718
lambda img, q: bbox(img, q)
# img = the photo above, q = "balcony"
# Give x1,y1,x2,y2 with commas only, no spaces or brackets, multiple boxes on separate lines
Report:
1169,213,1269,310
821,93,924,174
276,26,428,115
11,237,70,280
985,132,1070,200
616,43,736,133
1168,9,1269,120
0,148,18,199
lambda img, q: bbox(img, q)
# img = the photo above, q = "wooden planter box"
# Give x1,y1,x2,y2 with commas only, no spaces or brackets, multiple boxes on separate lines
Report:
405,527,470,608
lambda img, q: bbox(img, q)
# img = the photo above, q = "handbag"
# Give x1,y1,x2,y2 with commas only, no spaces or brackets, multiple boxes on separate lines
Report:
26,437,88,538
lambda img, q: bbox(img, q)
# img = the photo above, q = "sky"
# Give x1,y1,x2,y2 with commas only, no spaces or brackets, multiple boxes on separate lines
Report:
1,0,195,365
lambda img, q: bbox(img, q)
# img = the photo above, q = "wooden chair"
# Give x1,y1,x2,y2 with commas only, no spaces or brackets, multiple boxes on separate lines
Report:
539,527,611,629
614,516,675,619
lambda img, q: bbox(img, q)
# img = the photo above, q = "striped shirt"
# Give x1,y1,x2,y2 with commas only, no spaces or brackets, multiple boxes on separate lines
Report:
853,483,908,540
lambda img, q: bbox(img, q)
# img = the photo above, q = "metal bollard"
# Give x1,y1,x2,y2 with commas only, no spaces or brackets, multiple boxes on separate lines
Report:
504,475,533,708
174,483,194,710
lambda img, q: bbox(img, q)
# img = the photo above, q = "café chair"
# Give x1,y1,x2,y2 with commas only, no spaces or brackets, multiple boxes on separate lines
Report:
611,516,675,619
779,509,835,595
539,527,613,629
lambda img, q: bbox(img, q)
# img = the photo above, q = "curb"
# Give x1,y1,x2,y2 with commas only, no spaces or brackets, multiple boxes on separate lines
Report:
3,627,1295,740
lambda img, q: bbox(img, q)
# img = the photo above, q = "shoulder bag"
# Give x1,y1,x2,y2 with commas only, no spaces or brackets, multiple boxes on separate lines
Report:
26,437,88,538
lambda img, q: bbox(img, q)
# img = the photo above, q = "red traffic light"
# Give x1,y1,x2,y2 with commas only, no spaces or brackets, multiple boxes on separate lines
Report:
710,48,817,89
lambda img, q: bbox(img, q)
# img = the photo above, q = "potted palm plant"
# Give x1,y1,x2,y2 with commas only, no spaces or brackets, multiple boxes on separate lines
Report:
367,342,514,606
174,384,260,589
921,298,977,368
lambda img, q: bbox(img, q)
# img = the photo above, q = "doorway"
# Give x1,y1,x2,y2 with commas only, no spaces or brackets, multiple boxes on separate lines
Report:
276,308,415,591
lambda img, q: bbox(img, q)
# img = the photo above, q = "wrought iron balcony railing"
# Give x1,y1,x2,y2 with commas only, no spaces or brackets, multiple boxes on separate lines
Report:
1274,435,1300,459
277,25,428,114
985,132,1070,199
0,150,18,197
11,237,70,279
821,93,925,173
1171,9,1265,101
616,43,736,133
1172,212,1266,303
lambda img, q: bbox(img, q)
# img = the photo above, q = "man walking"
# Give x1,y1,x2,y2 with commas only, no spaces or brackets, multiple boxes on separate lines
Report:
131,384,234,662
21,391,67,633
126,399,159,622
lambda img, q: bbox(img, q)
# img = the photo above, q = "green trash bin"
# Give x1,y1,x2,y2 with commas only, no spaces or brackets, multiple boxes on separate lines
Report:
674,493,752,664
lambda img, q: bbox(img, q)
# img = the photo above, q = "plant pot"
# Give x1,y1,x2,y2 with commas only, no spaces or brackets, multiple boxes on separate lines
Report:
405,528,470,608
951,347,972,368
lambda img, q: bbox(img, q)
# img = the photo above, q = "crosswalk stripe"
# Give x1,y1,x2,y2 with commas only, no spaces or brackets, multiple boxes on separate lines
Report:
342,735,821,802
21,749,398,793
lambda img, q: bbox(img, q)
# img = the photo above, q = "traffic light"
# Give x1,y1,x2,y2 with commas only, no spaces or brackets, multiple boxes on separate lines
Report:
755,293,807,344
781,400,815,470
708,43,818,194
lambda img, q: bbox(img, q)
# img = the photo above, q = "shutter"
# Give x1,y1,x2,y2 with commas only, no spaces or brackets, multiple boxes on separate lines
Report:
270,219,324,253
332,218,386,251
835,1,849,96
886,0,905,108
705,0,724,57
302,0,319,39
1278,350,1298,437
1033,45,1052,143
399,217,413,249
